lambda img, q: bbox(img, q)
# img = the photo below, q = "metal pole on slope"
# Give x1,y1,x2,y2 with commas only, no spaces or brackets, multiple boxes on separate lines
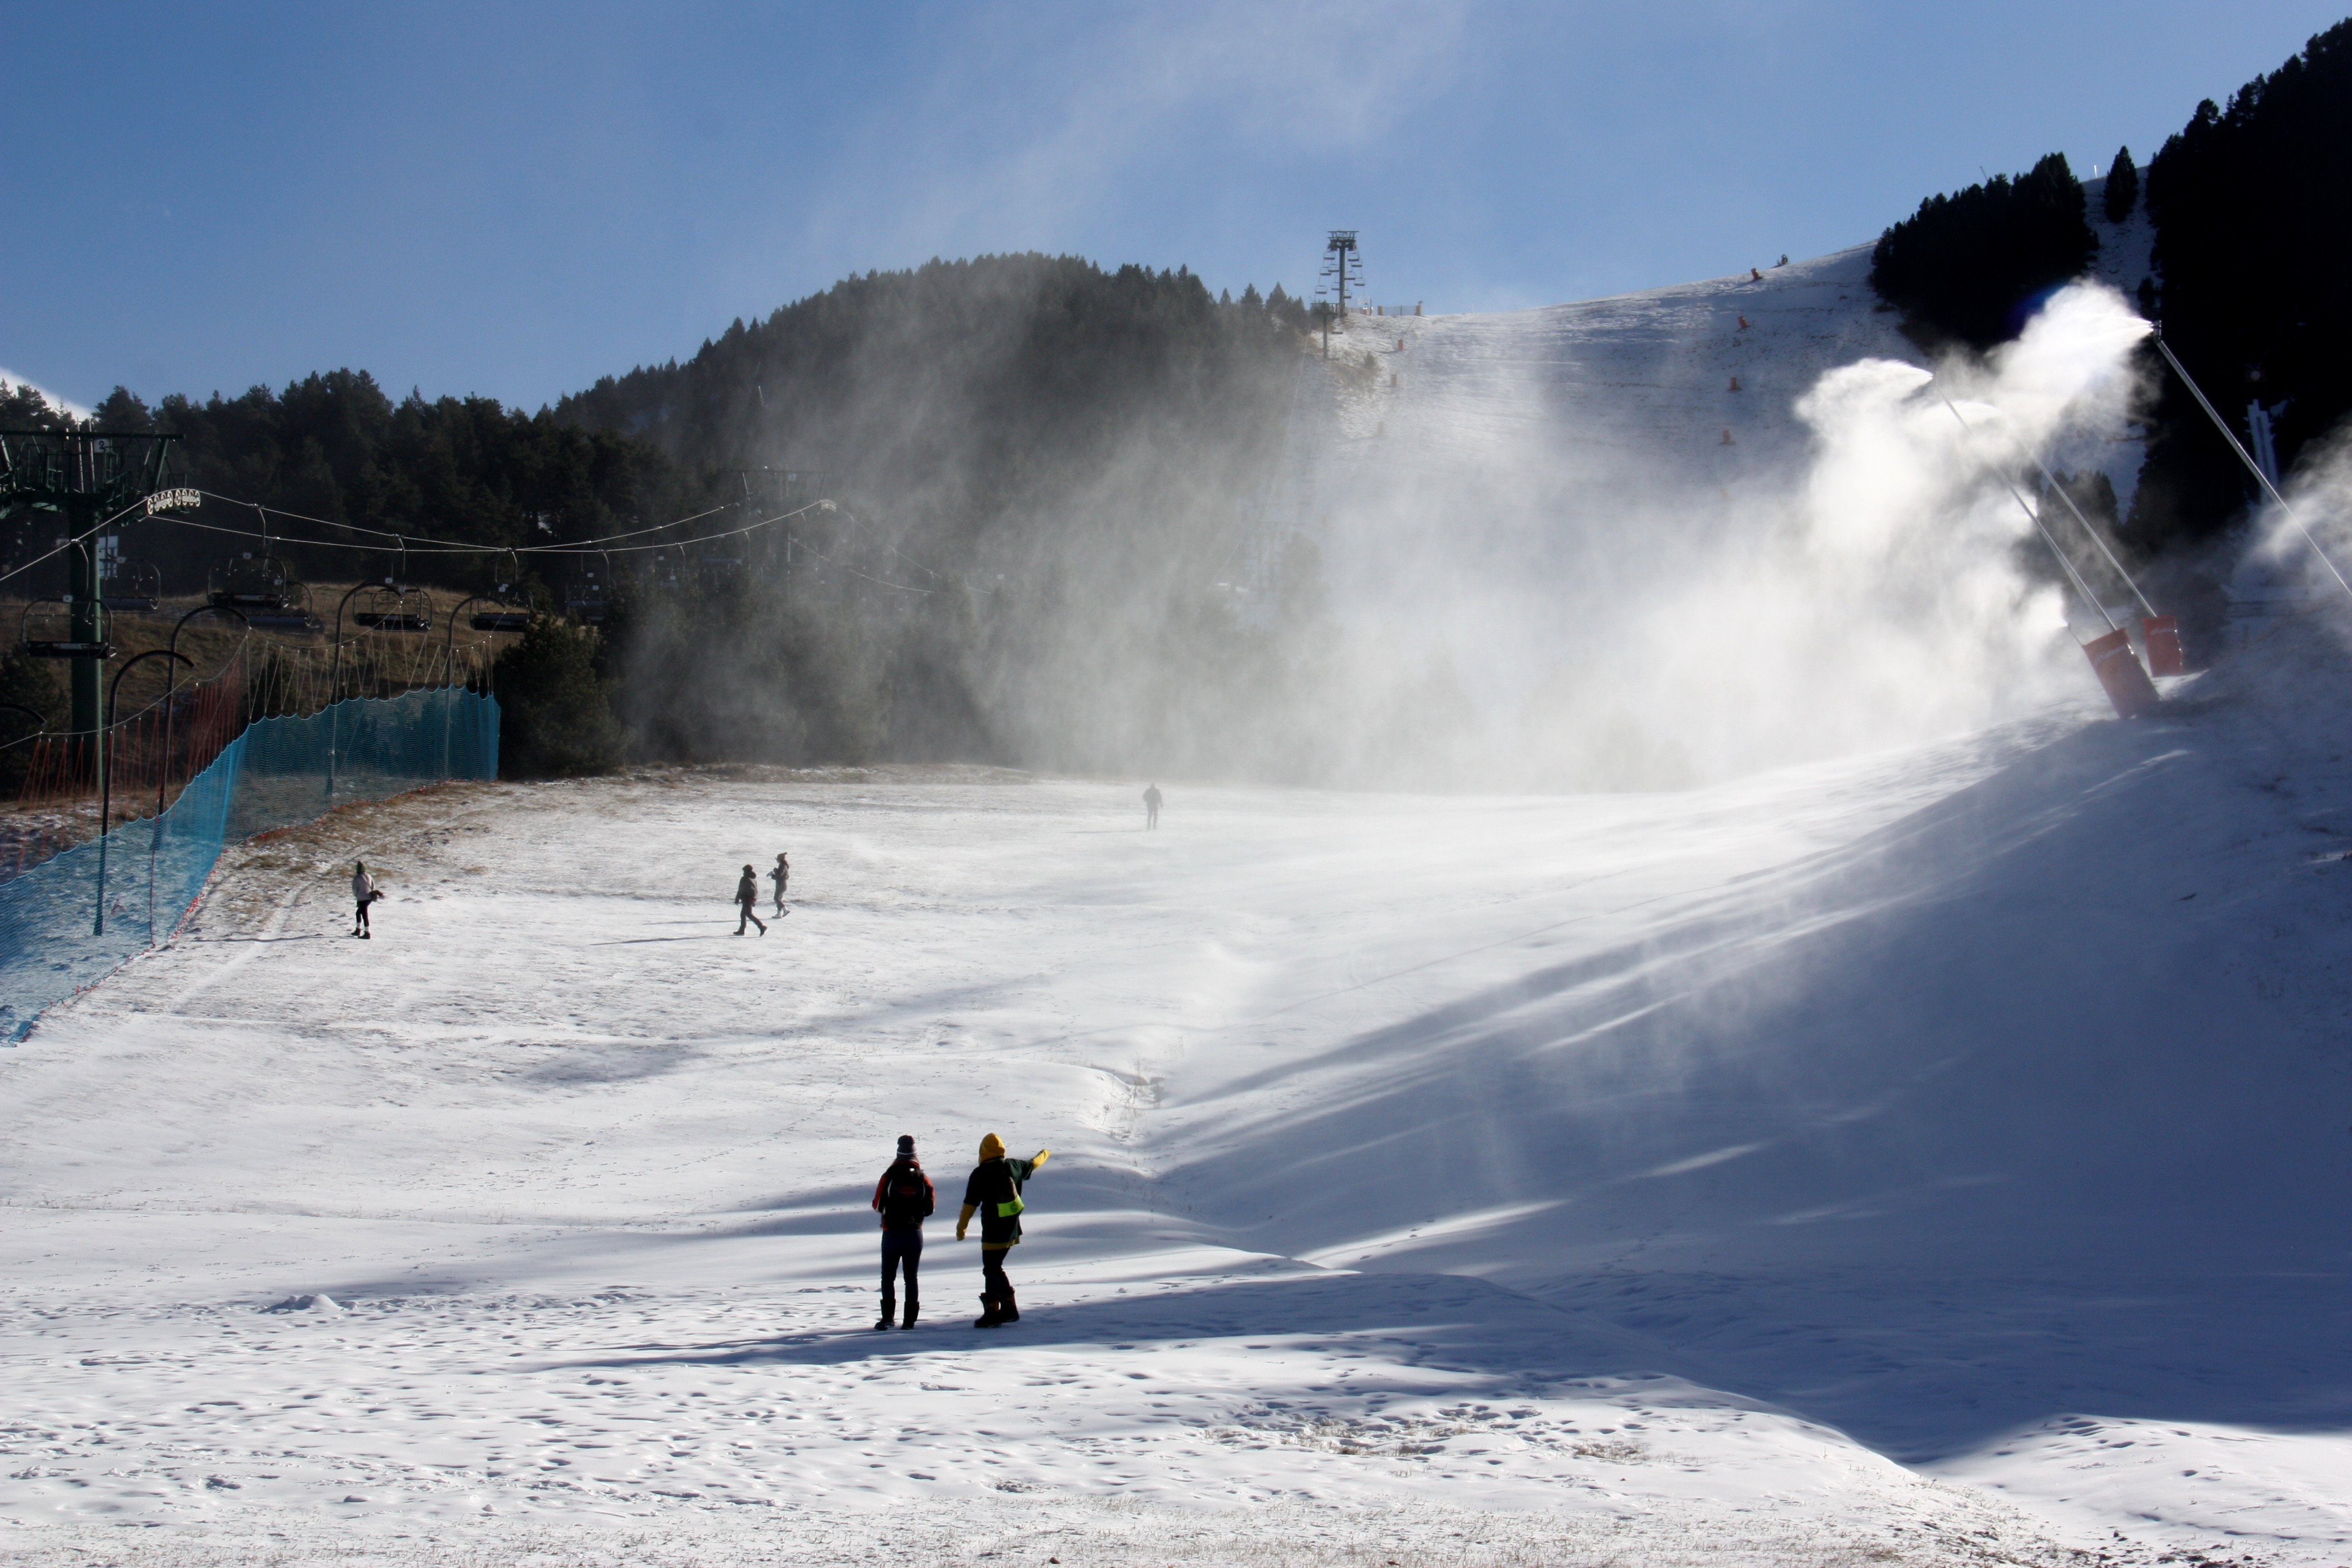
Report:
96,649,192,937
1945,400,2158,718
154,605,247,940
2022,448,2187,676
2150,331,2352,603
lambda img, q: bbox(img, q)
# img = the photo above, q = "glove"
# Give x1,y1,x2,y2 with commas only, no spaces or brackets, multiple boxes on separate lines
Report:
1033,1148,1051,1167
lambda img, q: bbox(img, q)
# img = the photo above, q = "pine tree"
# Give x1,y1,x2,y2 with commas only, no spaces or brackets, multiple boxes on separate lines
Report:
2104,146,2140,222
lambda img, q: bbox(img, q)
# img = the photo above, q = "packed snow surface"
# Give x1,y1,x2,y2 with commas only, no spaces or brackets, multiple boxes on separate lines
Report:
5,613,2352,1566
6,248,2351,1565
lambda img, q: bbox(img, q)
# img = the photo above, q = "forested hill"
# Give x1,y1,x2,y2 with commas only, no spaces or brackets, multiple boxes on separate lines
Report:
554,254,1314,570
1866,18,2352,551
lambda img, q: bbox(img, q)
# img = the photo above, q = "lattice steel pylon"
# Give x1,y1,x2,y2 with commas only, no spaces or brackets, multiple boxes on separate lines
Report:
0,427,192,785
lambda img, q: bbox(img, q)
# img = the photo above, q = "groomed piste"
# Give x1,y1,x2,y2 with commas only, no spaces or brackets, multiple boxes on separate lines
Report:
4,254,2351,1567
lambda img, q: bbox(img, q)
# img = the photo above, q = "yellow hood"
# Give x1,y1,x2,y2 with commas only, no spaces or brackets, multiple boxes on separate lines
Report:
978,1133,1005,1160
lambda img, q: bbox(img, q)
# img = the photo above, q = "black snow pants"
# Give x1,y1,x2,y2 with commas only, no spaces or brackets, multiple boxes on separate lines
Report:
981,1246,1012,1302
881,1229,922,1313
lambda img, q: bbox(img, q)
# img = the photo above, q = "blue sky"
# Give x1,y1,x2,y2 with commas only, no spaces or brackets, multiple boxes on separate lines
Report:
2,1,2338,412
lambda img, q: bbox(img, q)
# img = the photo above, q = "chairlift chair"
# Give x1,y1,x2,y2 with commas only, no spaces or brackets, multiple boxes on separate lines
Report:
562,574,608,622
99,557,162,614
353,581,431,633
208,552,294,610
246,582,324,634
471,553,534,631
694,549,745,593
18,599,113,660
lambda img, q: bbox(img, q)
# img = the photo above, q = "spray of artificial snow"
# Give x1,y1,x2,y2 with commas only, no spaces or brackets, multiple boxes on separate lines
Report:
1302,281,2154,788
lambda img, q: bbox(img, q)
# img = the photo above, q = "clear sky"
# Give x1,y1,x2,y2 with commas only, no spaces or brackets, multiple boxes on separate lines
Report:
2,1,2338,413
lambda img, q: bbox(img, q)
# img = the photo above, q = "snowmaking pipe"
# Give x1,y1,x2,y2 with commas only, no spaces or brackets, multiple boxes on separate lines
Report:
1943,400,2119,634
2022,450,2158,620
2150,331,2352,603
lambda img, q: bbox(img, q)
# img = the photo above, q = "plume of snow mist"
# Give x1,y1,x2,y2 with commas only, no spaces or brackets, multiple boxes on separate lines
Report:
1297,281,2154,789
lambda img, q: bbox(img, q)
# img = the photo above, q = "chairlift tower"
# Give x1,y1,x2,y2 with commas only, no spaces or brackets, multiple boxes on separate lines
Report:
0,428,192,784
1320,231,1362,314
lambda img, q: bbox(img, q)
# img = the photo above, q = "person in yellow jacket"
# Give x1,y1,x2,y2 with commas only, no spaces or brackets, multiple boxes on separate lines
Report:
956,1133,1049,1327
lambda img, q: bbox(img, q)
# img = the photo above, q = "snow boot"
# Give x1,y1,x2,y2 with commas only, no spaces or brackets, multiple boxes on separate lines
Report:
875,1302,894,1330
901,1302,918,1330
996,1286,1019,1324
974,1294,1003,1329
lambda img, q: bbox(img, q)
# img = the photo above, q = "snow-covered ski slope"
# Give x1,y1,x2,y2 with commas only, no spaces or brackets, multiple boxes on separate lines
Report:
1317,244,1912,473
6,618,2352,1566
6,243,2351,1566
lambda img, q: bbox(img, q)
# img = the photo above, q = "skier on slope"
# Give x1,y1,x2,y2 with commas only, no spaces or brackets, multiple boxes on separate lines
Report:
871,1134,935,1330
733,864,767,935
1142,782,1162,830
350,861,379,939
957,1133,1049,1327
768,851,790,917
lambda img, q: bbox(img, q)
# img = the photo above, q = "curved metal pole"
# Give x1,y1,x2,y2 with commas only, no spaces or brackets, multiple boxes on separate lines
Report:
445,595,492,683
0,700,46,731
164,605,247,818
442,595,494,778
95,649,192,937
326,581,371,808
328,581,371,705
154,605,247,939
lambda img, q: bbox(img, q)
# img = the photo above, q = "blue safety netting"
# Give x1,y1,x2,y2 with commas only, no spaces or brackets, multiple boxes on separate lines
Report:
0,686,498,1040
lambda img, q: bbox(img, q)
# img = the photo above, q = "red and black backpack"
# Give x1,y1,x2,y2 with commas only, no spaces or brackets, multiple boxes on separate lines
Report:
880,1161,934,1227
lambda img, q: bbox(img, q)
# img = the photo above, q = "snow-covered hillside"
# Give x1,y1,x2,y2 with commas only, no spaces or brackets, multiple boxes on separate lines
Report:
5,604,2351,1564
6,241,2349,1566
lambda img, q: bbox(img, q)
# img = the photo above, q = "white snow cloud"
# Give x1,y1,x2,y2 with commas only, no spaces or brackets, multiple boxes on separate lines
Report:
0,367,91,419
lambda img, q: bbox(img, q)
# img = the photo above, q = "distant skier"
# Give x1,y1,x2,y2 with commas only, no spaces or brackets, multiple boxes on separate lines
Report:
768,851,790,917
1749,266,1762,282
350,861,379,939
871,1134,935,1330
734,864,766,935
956,1133,1049,1327
1736,314,1750,331
1142,783,1162,830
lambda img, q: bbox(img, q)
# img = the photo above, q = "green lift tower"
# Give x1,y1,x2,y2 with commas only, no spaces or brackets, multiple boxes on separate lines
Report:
0,427,193,786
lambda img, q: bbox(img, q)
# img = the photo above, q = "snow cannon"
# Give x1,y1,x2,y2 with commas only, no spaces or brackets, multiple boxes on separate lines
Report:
2141,615,2186,677
2082,628,2160,719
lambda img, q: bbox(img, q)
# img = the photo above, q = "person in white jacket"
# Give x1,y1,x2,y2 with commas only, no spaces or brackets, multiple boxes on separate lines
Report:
351,862,378,939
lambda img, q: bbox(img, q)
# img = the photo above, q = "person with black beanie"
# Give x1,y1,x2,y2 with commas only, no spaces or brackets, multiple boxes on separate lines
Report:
870,1134,935,1329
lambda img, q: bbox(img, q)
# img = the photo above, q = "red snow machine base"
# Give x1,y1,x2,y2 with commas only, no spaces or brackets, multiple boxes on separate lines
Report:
2084,627,2161,718
2142,614,2186,677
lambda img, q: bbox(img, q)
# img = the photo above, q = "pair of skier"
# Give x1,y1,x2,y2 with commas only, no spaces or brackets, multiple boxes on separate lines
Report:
869,1132,1049,1330
733,852,790,934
